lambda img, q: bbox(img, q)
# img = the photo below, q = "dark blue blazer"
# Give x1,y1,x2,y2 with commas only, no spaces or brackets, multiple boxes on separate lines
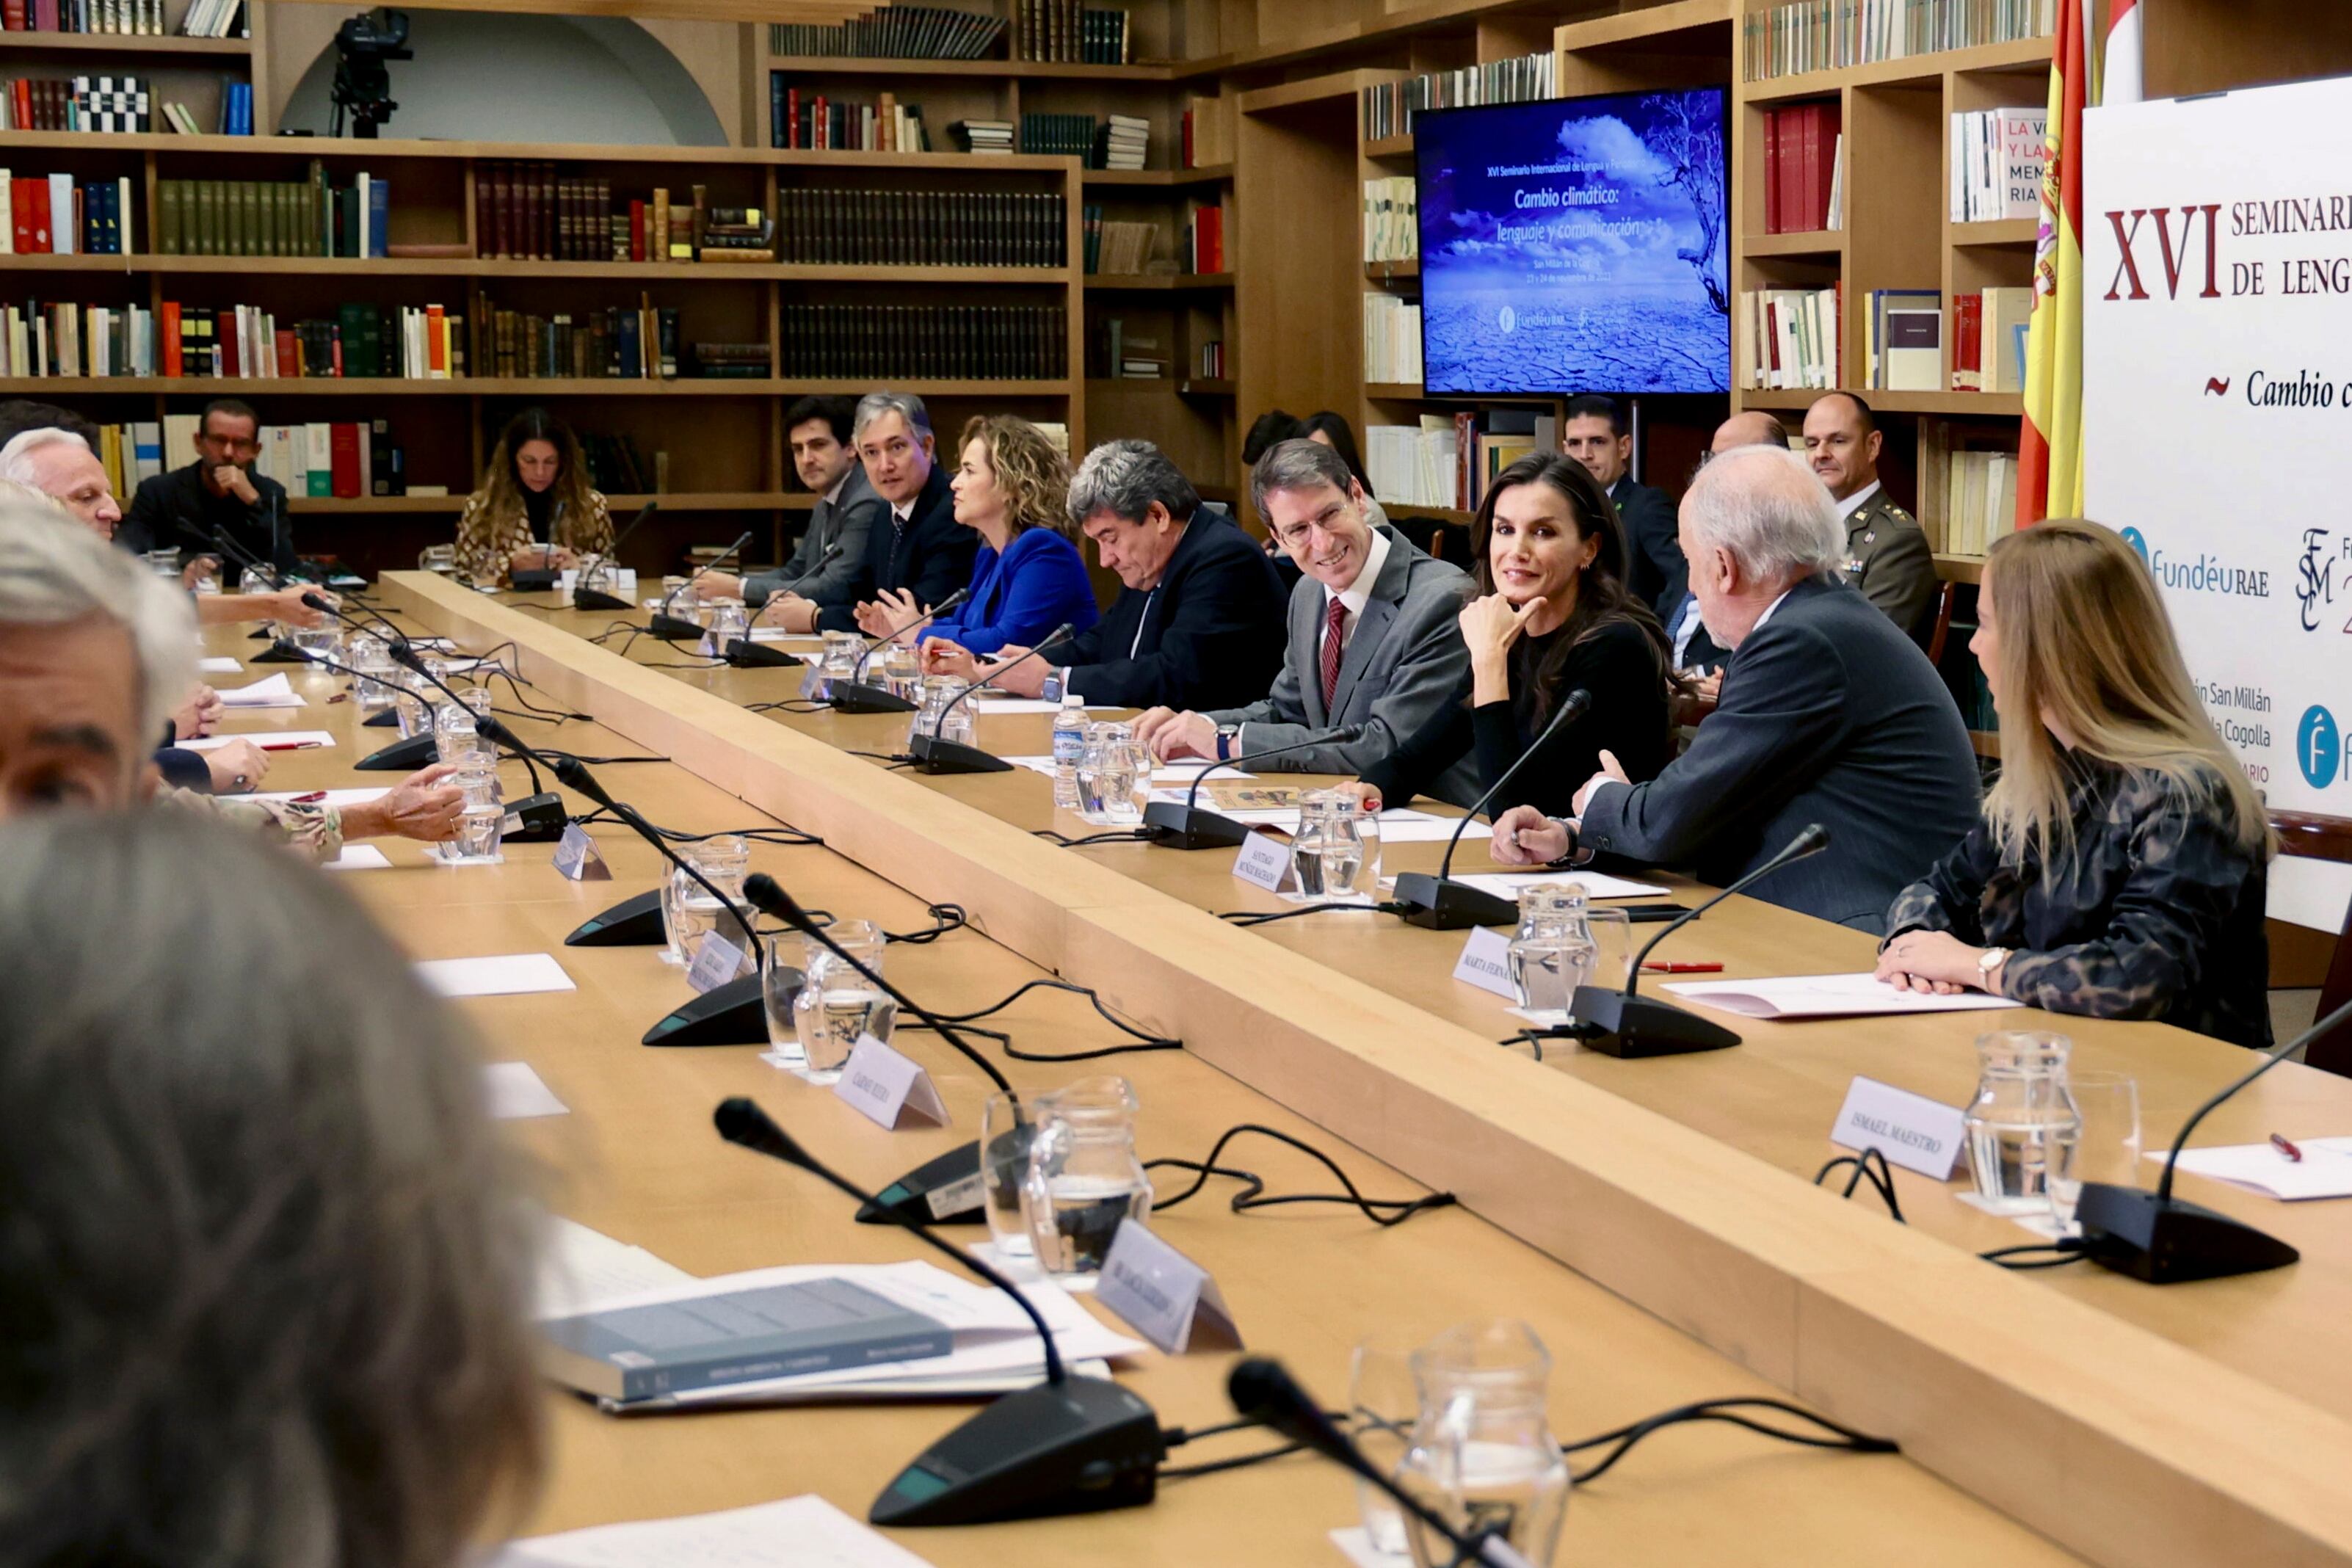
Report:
813,462,974,634
921,526,1101,658
1053,506,1286,711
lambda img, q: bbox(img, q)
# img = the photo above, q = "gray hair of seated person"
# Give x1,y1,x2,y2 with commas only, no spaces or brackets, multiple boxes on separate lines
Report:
1248,436,1356,520
1677,443,1845,582
0,810,546,1568
0,424,91,485
1067,438,1200,529
0,501,197,740
852,389,934,443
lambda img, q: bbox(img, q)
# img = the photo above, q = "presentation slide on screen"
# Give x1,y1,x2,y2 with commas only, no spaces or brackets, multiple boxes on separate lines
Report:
1416,90,1730,396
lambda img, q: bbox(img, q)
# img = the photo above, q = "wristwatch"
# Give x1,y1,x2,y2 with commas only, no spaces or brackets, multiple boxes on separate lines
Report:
1977,946,2011,987
1040,672,1064,704
1215,724,1241,762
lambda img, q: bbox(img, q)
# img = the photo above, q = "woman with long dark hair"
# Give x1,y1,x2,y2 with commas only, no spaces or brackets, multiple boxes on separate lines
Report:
1354,452,1674,813
452,407,614,587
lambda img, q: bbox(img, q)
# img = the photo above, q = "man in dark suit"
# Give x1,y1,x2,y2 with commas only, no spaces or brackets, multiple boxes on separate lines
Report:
1564,393,1685,620
805,391,974,635
700,395,880,628
1491,445,1979,932
118,398,297,587
972,439,1285,711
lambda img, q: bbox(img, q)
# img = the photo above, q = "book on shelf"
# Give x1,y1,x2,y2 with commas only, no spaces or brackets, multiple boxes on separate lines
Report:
1362,176,1416,264
778,302,1066,379
1017,110,1095,159
1745,0,2056,81
1182,198,1222,274
767,5,1005,60
1015,0,1129,64
1863,288,1941,391
1084,211,1156,275
1,73,150,132
482,295,683,381
1094,112,1148,171
179,0,245,37
1949,106,2046,223
62,421,164,502
156,165,390,259
948,118,1014,154
0,0,180,33
774,187,1064,266
1931,424,2020,556
1195,339,1223,378
1362,294,1422,385
1180,94,1233,169
1367,410,1550,513
1948,286,2031,393
1360,52,1553,142
215,79,249,135
1763,101,1841,234
1738,285,1842,391
476,164,788,264
244,421,410,500
769,82,929,150
1,172,134,254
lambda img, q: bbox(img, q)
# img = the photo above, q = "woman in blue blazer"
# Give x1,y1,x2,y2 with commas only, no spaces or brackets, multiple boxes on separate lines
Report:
856,415,1100,661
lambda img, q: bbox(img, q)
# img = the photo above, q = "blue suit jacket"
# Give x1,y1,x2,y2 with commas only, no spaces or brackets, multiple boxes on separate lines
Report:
921,527,1101,658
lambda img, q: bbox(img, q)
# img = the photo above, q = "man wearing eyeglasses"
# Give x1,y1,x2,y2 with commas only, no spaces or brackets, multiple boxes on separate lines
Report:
120,399,297,587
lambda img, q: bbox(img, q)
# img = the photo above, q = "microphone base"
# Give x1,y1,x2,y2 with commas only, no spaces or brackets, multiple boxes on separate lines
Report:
859,1141,987,1227
570,587,633,612
504,791,570,843
509,567,561,592
911,735,1012,774
1390,873,1518,929
363,708,399,727
355,732,441,772
1569,987,1741,1056
1141,800,1251,849
2074,1183,2301,1284
647,613,705,642
830,681,918,714
725,639,804,668
566,888,665,946
870,1375,1161,1527
250,641,306,663
641,968,800,1048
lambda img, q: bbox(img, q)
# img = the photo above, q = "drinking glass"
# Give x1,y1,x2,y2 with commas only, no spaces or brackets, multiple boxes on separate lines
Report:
392,670,432,739
882,643,922,700
1396,1321,1570,1568
1578,907,1632,992
1507,885,1597,1015
1964,1031,2079,1207
1293,788,1380,898
792,920,893,1078
1078,723,1144,826
759,940,809,1064
707,602,750,653
348,634,399,716
1351,1335,1422,1557
144,547,181,579
818,629,864,697
290,621,341,661
660,834,750,968
1020,1075,1150,1284
451,804,504,862
417,543,458,573
981,1092,1038,1260
2050,1070,2141,1230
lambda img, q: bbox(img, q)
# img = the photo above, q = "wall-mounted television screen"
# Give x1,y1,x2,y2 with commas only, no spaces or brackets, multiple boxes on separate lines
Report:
1415,87,1730,395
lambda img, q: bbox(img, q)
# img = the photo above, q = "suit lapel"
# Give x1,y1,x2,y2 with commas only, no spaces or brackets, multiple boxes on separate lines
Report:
1329,595,1393,719
1291,584,1327,725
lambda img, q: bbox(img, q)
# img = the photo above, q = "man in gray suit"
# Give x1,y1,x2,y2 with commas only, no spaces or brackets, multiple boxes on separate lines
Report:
1489,445,1978,932
1134,439,1472,790
694,394,880,631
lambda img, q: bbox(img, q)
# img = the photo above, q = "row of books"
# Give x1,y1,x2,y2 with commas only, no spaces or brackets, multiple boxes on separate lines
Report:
1743,0,2055,81
1362,177,1417,263
1018,112,1097,160
1180,200,1222,275
1950,286,2031,393
1950,107,2045,223
1360,52,1553,143
1195,338,1223,379
81,421,163,502
0,0,190,33
1939,446,2019,557
1097,113,1148,172
1863,288,1940,391
476,167,773,264
1081,208,1155,275
244,421,410,498
1738,286,1840,391
949,118,1014,155
1761,102,1843,234
1367,411,1558,513
0,300,150,377
772,189,1067,266
156,170,390,258
1178,94,1232,170
214,78,251,134
1362,295,1423,386
1015,0,1129,64
4,172,134,254
482,304,681,381
178,0,244,37
766,6,1003,60
775,303,1067,380
0,298,458,380
4,73,150,132
769,85,930,152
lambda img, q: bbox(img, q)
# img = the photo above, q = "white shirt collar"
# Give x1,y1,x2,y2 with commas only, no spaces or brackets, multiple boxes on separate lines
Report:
892,500,915,523
1750,585,1798,634
824,469,853,507
1324,526,1390,620
1834,479,1883,523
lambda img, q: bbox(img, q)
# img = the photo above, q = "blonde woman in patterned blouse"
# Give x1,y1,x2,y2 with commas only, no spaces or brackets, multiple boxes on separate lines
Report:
453,407,613,587
1877,520,2274,1047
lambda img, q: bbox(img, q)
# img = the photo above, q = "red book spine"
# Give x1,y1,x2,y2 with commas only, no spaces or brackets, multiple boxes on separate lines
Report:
10,177,30,254
160,300,181,377
275,327,297,376
1799,104,1820,231
787,87,799,150
26,177,49,254
1,0,24,31
628,200,645,262
330,422,361,498
1763,108,1781,234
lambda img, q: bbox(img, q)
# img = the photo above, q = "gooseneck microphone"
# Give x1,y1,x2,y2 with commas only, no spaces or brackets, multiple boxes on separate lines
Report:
742,871,1009,1227
569,501,659,611
726,540,845,668
1141,732,1363,850
650,530,755,641
2074,993,2352,1284
1391,689,1591,929
1567,823,1829,1059
1227,1358,1537,1568
910,625,1073,775
203,524,310,656
714,1097,1162,1528
830,587,970,714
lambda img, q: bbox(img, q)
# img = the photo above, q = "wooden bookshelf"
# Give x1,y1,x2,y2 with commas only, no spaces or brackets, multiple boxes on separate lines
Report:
0,31,251,55
1082,162,1233,187
1085,272,1231,291
763,54,1174,81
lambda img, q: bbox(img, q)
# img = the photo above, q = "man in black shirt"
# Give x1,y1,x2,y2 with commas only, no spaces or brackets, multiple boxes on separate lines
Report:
120,399,296,585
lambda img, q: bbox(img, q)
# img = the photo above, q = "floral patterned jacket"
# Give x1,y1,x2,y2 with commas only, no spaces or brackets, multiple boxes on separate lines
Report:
454,487,614,587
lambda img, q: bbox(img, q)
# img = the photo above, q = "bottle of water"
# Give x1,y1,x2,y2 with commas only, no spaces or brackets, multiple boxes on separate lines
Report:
1050,692,1086,810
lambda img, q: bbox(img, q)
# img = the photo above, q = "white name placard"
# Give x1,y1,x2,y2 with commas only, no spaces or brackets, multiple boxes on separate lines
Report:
551,823,611,882
558,567,637,599
684,931,749,994
1095,1219,1241,1354
1230,830,1293,893
833,1034,949,1130
1452,926,1518,1000
1830,1076,1968,1180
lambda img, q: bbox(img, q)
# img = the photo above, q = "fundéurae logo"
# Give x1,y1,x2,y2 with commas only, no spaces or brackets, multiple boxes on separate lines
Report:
2121,526,2150,565
2127,529,2270,599
2299,705,2343,791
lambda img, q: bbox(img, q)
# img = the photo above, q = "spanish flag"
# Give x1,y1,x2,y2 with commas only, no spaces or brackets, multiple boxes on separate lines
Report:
2016,0,2089,526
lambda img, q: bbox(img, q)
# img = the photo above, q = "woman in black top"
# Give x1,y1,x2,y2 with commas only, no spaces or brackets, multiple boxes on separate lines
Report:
1354,452,1674,817
1876,520,2273,1048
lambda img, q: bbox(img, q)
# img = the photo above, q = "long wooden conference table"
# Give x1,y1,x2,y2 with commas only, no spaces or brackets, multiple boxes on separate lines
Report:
206,573,2352,1567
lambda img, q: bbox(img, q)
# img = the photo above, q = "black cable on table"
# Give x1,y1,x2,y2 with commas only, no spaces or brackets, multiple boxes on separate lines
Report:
1033,827,1154,847
1561,1397,1899,1484
1979,1240,2091,1269
1150,1123,1454,1228
1158,1440,1310,1480
1812,1148,1905,1223
912,976,1181,1061
883,904,968,945
1219,901,1400,927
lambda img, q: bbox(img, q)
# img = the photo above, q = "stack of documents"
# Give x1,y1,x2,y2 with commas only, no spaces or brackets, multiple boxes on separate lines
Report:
217,672,305,708
495,1495,935,1567
1663,972,2024,1019
2155,1138,2352,1201
534,1218,697,1320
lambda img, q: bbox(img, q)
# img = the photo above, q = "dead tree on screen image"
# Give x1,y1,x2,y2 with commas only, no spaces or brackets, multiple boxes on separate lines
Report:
1645,93,1729,316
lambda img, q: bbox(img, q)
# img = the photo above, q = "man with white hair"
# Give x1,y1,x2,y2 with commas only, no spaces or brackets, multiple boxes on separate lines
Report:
1491,443,1978,932
0,502,465,860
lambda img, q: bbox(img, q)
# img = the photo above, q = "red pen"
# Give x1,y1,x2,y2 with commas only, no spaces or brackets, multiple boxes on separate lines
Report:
261,741,323,752
1643,961,1725,974
2271,1132,2304,1163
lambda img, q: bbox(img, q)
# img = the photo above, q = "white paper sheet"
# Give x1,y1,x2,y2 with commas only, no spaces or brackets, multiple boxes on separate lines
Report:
176,730,337,751
534,1218,695,1320
253,786,391,807
493,1496,936,1568
322,843,392,871
2152,1136,2352,1200
968,698,1115,715
484,1061,569,1119
197,656,244,673
1447,869,1672,901
415,952,576,998
1663,972,2026,1020
747,628,824,645
1365,810,1464,843
217,673,305,708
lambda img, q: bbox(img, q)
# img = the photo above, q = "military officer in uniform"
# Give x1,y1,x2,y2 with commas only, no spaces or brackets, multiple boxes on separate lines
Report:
1802,391,1937,645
